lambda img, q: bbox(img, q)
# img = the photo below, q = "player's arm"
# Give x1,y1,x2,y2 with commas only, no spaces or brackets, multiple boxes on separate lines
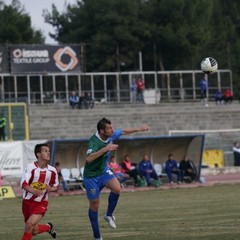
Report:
86,143,118,163
122,124,149,135
22,184,43,196
46,185,59,192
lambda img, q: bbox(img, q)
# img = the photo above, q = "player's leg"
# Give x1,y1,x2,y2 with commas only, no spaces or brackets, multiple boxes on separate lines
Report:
104,177,121,228
21,214,42,240
89,198,101,239
85,177,102,239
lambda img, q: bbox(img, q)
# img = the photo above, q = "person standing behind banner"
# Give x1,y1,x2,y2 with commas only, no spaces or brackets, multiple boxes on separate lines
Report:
20,143,59,240
0,113,6,141
54,162,69,192
232,142,240,166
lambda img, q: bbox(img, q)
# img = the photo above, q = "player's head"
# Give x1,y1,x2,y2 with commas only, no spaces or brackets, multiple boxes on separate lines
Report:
34,143,50,161
97,118,113,137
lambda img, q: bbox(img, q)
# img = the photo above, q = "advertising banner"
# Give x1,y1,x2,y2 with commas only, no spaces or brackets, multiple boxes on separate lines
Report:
0,142,23,177
0,45,9,73
10,45,81,73
0,140,48,177
22,140,47,169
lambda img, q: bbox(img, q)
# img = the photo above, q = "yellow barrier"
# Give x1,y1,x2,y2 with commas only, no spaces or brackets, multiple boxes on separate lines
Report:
0,186,16,199
202,149,224,167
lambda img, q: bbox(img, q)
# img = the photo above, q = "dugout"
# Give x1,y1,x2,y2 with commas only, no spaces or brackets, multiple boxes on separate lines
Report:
49,134,205,180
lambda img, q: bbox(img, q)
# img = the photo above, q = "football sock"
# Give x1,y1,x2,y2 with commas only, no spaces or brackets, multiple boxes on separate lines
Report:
21,232,32,240
106,192,120,216
88,208,101,238
37,224,50,234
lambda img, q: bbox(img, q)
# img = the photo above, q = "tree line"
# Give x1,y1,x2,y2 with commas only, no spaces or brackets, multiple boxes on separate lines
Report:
2,0,240,90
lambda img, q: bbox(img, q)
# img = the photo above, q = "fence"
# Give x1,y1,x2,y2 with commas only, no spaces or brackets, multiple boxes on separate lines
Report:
0,103,29,141
0,69,232,104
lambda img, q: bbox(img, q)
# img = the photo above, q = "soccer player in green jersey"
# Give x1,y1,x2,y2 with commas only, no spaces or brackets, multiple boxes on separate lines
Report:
84,117,149,240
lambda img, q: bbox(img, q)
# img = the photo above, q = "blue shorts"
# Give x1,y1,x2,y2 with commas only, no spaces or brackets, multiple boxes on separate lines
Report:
84,168,116,199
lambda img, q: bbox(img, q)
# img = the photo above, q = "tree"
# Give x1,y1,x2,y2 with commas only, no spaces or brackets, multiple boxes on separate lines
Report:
43,0,240,93
44,0,146,72
0,0,44,44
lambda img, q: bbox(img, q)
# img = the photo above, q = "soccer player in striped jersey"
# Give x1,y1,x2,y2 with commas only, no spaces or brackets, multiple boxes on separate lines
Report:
84,118,149,240
20,143,59,240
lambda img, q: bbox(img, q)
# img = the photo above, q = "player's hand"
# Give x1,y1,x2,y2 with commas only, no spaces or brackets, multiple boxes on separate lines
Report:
32,189,43,196
139,125,149,132
105,143,118,152
46,185,52,192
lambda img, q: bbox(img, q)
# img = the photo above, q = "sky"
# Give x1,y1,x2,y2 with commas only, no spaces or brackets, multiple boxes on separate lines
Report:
4,0,77,44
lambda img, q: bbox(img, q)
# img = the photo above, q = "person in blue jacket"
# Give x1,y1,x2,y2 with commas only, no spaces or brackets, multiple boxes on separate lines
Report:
138,154,159,186
165,154,181,184
199,76,209,107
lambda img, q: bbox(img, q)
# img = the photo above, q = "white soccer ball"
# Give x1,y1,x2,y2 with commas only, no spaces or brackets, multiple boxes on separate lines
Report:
200,57,218,74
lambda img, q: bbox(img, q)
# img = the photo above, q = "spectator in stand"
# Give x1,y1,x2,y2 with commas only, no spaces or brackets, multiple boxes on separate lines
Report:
69,91,79,109
138,154,160,187
232,142,240,166
130,80,137,103
136,78,145,103
165,154,181,184
179,156,197,182
121,154,144,186
78,93,87,109
199,75,208,107
214,90,223,105
108,156,130,184
54,162,69,192
223,89,233,104
85,92,95,109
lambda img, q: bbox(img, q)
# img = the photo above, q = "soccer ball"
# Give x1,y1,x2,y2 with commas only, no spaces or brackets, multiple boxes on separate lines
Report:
200,57,218,74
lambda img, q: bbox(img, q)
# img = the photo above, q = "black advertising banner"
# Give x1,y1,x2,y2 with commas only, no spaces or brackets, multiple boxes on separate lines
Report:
10,45,81,73
0,45,9,73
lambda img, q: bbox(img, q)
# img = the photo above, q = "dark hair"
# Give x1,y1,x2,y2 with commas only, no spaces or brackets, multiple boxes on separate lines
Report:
97,118,111,132
34,143,49,159
168,154,173,158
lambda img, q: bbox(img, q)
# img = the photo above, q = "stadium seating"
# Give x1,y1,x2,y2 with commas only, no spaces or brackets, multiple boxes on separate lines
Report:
61,168,85,191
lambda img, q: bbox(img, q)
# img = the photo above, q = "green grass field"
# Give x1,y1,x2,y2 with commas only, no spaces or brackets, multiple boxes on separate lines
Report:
1,184,240,240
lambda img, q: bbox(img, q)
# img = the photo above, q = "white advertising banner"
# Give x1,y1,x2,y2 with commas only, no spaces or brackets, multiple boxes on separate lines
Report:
22,140,47,169
0,142,23,177
0,140,47,177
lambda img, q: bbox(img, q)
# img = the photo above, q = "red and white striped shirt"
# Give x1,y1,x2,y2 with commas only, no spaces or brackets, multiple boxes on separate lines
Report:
21,161,59,202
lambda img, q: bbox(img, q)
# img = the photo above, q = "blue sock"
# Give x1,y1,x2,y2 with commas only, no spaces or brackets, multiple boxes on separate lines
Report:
106,192,120,216
88,209,100,238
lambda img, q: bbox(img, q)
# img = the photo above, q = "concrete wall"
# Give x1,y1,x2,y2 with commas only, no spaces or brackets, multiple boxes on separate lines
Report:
29,101,240,166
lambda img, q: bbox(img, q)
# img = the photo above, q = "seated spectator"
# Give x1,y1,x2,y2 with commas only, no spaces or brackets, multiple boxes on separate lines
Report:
165,154,181,184
214,90,223,105
54,162,69,192
69,91,79,109
78,93,87,109
121,154,144,187
179,156,197,182
223,89,233,104
85,92,95,109
138,154,160,187
108,156,130,184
